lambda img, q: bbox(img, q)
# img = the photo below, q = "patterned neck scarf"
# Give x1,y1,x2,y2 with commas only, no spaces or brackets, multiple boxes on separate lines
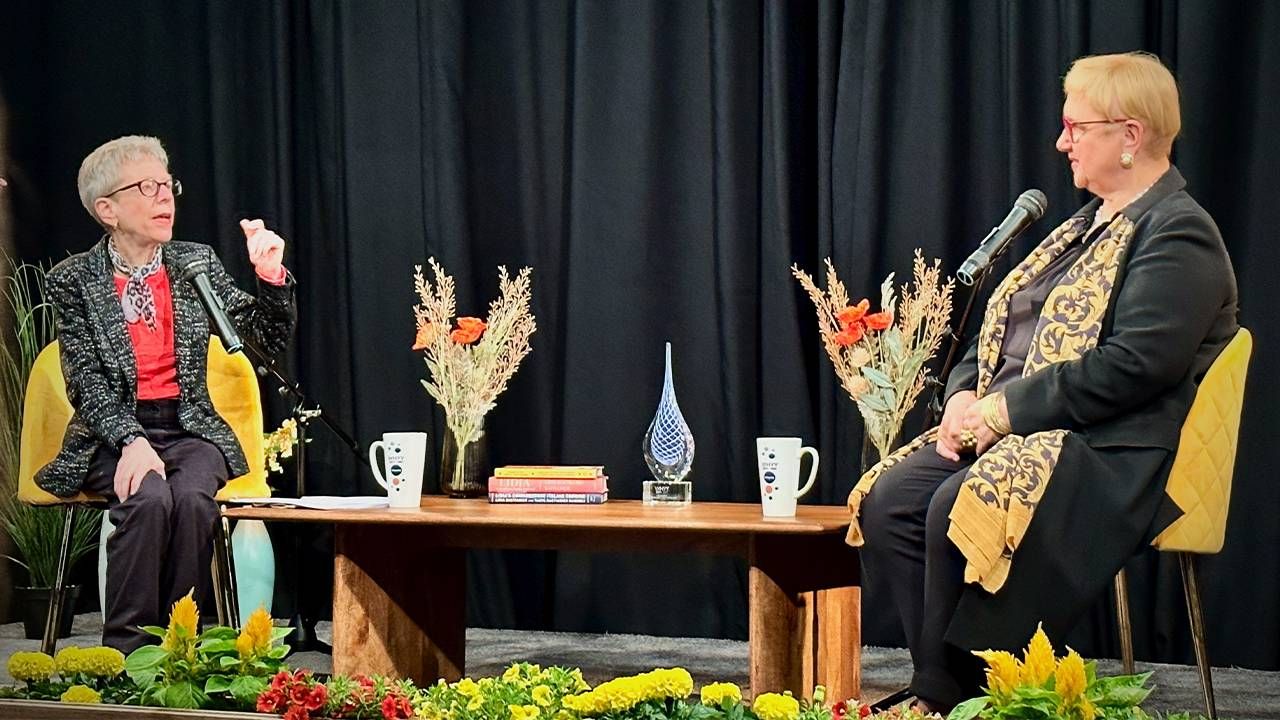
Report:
107,236,164,331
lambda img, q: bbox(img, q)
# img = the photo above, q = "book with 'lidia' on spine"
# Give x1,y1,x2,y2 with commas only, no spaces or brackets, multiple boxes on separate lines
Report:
492,465,604,479
488,491,609,504
488,476,609,493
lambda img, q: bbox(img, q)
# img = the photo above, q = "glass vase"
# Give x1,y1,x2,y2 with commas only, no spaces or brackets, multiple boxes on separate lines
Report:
439,423,487,498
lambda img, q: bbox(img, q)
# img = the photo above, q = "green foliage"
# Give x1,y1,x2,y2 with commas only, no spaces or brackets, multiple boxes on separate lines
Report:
122,614,291,710
0,255,103,588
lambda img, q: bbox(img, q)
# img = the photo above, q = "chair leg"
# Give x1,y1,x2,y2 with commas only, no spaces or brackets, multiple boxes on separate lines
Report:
211,507,240,629
1179,553,1217,720
41,505,77,655
1113,568,1135,674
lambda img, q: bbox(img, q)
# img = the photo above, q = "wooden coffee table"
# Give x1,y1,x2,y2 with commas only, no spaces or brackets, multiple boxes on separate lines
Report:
223,498,860,698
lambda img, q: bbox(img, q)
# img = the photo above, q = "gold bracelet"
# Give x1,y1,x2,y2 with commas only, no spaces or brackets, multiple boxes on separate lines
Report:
981,393,1012,435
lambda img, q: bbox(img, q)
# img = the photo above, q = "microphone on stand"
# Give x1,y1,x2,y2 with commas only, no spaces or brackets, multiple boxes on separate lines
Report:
180,258,244,354
956,189,1049,285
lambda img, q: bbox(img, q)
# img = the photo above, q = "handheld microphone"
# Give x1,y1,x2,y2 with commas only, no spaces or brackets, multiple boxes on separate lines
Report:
181,258,244,354
956,189,1048,285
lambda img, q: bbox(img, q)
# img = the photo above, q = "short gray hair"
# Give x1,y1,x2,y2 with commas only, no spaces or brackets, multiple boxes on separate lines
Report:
77,135,169,226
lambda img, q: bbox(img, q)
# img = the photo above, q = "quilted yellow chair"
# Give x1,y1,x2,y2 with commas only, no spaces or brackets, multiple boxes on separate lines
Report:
17,336,265,652
1113,327,1252,720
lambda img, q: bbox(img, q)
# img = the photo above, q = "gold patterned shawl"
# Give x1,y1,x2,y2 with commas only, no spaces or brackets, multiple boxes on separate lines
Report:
846,211,1138,592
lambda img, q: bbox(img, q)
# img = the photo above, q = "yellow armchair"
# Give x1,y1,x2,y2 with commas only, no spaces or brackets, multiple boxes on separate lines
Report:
1114,327,1252,720
16,335,267,652
18,335,269,504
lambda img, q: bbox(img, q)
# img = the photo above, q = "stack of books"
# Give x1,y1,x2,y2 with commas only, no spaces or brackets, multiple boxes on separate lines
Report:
488,465,608,504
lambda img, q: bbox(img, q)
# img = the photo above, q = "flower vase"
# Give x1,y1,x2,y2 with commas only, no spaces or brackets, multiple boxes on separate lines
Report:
440,424,487,498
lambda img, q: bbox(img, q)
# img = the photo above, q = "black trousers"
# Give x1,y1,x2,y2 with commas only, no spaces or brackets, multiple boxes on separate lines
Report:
858,442,983,711
82,400,228,654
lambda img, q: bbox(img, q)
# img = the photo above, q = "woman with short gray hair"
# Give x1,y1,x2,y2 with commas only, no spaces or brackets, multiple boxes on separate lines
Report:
39,135,297,653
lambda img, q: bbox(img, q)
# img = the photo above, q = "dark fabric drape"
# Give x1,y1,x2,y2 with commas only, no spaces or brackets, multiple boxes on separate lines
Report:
3,0,1277,669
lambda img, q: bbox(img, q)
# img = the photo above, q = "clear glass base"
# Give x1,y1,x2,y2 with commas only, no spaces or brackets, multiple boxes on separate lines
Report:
642,480,692,506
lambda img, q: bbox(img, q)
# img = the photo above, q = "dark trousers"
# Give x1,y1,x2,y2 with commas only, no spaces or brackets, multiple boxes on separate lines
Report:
82,400,228,654
858,443,983,711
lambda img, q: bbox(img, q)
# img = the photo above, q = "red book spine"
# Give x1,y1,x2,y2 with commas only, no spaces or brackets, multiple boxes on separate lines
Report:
487,476,609,493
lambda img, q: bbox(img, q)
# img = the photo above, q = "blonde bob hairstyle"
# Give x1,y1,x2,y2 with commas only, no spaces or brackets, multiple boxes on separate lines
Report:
77,135,169,227
1063,52,1181,159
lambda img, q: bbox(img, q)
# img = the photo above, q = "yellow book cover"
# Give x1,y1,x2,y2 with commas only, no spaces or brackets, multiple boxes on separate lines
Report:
493,465,604,479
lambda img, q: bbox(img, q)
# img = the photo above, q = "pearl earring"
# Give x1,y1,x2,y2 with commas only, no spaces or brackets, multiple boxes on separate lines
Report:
1120,152,1134,169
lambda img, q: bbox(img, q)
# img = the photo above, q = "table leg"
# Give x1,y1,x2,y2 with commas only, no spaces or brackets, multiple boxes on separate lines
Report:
748,533,861,701
332,525,466,684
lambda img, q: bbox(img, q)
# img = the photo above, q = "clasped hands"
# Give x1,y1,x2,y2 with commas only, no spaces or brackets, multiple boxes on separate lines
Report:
936,389,1012,462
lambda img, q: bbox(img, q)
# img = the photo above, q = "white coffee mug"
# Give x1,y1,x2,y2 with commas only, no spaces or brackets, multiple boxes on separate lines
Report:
368,432,428,508
756,437,820,517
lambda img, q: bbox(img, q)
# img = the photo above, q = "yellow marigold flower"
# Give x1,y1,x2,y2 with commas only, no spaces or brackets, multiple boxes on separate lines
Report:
54,646,83,675
532,685,554,707
7,651,55,683
1020,624,1057,686
237,607,274,658
509,703,539,720
700,682,742,706
60,684,102,704
974,649,1021,696
455,677,480,697
162,590,199,650
74,647,124,678
752,692,801,720
1055,648,1087,704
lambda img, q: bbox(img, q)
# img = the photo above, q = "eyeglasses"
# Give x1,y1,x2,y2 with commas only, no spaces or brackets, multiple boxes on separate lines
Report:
1061,117,1126,143
103,177,183,199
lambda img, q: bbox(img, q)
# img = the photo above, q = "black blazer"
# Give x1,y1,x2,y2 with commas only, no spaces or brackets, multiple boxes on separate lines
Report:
945,165,1239,451
37,239,296,497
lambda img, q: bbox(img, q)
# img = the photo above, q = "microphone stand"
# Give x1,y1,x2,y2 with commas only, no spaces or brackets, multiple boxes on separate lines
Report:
922,265,994,430
239,337,366,655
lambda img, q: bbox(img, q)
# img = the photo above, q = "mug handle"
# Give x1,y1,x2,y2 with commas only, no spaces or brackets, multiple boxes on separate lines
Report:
368,441,389,490
794,446,820,498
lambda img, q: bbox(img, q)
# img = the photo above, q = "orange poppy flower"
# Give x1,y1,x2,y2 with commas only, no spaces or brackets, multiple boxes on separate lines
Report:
836,299,870,329
834,323,865,347
863,311,893,331
450,316,487,344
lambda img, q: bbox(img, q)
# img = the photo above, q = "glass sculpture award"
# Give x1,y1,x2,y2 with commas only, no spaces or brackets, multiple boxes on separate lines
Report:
642,342,695,505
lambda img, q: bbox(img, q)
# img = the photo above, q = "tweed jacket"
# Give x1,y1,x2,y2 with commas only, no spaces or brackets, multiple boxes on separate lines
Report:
37,238,296,497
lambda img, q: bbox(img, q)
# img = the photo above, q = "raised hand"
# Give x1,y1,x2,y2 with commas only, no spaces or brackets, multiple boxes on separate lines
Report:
240,218,286,280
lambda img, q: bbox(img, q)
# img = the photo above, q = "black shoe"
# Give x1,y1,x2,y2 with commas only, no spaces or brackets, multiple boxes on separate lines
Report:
869,686,914,712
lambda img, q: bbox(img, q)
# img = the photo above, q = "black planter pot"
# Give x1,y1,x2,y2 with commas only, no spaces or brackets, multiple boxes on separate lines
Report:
16,585,81,640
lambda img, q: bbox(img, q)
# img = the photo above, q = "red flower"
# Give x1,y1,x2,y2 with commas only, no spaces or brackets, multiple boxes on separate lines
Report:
863,310,893,331
834,323,865,347
290,684,312,707
257,689,285,713
832,700,848,719
399,696,413,716
270,670,291,691
283,706,311,720
859,703,872,718
306,684,329,712
450,316,487,344
837,299,870,328
381,695,401,720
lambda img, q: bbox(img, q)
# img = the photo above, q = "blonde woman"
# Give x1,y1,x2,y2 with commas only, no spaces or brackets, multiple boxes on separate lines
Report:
850,53,1238,713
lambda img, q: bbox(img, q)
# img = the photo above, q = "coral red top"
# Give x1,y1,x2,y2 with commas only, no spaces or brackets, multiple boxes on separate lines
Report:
114,269,180,400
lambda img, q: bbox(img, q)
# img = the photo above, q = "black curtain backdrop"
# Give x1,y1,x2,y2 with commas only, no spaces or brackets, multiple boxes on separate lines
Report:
3,1,1277,670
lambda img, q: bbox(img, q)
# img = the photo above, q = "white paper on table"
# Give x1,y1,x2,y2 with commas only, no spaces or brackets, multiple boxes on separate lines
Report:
226,495,390,510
